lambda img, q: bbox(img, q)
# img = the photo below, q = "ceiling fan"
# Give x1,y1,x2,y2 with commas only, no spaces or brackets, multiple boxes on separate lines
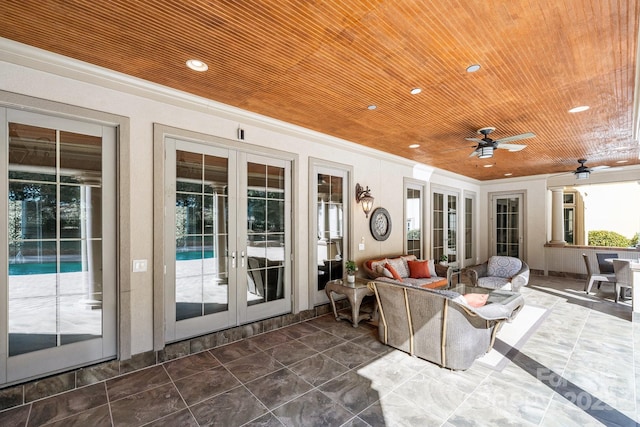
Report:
465,127,535,158
572,158,609,180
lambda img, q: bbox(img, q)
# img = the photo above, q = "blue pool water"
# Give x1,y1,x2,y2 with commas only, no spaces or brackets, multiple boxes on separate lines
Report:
9,262,82,276
176,251,214,260
9,251,214,275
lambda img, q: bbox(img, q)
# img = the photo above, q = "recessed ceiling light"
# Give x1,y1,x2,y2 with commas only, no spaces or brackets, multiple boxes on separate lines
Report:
466,64,481,73
504,173,513,176
410,88,422,95
568,105,589,113
367,105,377,110
409,144,420,148
186,59,208,72
616,160,628,164
483,164,493,168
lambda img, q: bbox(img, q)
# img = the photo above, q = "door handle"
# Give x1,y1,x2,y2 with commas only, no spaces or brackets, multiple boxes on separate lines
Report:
231,251,236,269
241,251,245,268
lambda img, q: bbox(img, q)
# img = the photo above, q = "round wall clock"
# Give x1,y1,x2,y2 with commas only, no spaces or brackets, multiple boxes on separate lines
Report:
369,207,392,241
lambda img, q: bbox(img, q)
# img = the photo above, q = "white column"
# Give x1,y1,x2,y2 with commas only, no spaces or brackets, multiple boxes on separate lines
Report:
549,188,566,245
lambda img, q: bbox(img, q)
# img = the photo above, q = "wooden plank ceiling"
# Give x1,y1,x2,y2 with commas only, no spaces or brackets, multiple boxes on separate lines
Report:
1,0,639,180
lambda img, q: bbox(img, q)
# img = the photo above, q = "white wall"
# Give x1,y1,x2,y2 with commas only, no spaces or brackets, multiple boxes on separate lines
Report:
478,176,549,271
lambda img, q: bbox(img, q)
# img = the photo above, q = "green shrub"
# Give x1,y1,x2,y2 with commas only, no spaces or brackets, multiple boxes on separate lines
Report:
631,232,639,247
588,230,631,247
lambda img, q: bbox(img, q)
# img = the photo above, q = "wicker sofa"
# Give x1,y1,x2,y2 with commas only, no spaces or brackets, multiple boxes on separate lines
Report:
464,256,530,292
362,254,450,289
369,280,525,370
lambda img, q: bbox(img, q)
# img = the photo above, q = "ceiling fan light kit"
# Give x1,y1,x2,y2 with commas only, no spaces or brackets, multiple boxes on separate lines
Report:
573,158,597,180
575,170,590,180
478,146,494,158
465,127,535,159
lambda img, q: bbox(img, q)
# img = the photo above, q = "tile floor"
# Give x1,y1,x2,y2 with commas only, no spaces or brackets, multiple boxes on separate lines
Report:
0,275,638,426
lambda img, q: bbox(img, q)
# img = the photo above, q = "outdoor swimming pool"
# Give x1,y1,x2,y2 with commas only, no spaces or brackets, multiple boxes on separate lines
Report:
9,250,215,275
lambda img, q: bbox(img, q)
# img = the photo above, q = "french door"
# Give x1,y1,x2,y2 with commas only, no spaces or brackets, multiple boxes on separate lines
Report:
492,193,524,258
164,138,291,342
1,109,117,385
405,180,424,259
312,165,349,305
432,190,458,265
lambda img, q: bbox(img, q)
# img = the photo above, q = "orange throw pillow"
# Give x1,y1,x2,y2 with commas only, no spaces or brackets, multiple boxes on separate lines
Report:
407,260,431,279
463,293,489,308
384,262,403,281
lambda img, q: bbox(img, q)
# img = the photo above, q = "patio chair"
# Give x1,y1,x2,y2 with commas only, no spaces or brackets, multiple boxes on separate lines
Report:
583,254,616,295
596,252,618,274
612,259,632,303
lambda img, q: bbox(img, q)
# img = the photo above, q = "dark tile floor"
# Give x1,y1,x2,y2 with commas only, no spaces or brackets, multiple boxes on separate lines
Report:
0,275,638,426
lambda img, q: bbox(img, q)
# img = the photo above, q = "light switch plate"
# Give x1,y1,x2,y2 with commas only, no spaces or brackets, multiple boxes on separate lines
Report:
133,259,147,272
358,243,365,251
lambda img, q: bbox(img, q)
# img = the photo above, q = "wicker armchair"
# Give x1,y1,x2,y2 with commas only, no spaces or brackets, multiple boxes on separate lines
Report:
465,256,530,292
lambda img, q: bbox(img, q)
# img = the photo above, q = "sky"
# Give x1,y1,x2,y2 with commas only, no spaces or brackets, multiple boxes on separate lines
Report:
582,181,640,239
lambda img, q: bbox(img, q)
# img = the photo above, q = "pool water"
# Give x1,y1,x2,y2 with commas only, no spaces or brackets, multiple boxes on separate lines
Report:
9,250,215,275
9,262,82,276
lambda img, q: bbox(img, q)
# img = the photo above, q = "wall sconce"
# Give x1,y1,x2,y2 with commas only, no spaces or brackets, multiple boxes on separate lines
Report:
355,183,375,218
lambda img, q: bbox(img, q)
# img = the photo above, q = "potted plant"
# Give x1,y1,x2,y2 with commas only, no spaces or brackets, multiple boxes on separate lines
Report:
345,260,357,284
439,254,448,266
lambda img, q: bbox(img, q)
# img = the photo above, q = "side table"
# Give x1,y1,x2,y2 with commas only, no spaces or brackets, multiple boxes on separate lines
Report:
325,278,375,327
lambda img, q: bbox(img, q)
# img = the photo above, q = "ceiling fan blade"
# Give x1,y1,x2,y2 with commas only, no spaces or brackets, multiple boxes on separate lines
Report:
496,143,527,152
494,132,536,144
590,165,610,171
465,137,484,142
468,149,479,157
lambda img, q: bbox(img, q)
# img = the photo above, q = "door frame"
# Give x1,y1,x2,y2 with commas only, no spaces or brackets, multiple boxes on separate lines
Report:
489,191,526,259
0,104,123,386
308,159,352,306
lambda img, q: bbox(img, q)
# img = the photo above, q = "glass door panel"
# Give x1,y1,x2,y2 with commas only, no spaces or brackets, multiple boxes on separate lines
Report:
3,110,116,385
315,171,345,302
246,162,286,306
432,193,444,261
432,190,458,265
447,195,457,265
405,185,422,259
175,150,230,320
464,195,474,262
170,145,232,340
241,154,290,323
493,194,523,258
